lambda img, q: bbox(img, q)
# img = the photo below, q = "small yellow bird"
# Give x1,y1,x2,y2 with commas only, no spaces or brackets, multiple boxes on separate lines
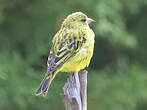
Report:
36,12,95,96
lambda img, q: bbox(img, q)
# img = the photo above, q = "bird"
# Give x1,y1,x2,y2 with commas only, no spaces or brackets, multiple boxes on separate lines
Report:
36,12,95,96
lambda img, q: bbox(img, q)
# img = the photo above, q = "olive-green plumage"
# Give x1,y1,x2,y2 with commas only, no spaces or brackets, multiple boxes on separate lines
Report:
36,12,95,96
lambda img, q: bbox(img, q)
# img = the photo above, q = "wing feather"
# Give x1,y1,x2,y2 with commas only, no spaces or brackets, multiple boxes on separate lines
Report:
46,29,86,75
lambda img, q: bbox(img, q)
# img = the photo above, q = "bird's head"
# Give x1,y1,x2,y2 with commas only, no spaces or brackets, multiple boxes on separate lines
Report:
62,12,95,29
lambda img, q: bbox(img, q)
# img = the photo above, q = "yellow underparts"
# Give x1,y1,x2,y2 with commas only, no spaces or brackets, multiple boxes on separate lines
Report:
60,43,94,72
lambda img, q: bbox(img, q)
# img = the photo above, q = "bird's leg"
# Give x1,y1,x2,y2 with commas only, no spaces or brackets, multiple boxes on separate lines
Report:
68,72,74,81
68,72,80,83
68,72,74,76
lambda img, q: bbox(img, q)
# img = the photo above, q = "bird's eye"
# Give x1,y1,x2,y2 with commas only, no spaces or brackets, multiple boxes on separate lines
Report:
81,19,86,22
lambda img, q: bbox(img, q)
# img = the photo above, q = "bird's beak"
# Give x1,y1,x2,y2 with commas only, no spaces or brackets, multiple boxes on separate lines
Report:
87,18,95,24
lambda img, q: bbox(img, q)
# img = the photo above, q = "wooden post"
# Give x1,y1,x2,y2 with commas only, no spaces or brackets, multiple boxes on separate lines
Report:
61,70,88,110
80,70,88,110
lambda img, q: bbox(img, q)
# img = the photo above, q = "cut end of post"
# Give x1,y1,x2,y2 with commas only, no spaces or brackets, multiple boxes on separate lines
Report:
61,70,88,110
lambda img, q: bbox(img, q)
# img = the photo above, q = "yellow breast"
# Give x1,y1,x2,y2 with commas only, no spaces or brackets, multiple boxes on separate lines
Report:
60,28,95,72
60,48,93,72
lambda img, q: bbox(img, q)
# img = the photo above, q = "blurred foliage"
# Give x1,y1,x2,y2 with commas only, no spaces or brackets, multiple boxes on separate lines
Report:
0,0,147,110
88,65,147,110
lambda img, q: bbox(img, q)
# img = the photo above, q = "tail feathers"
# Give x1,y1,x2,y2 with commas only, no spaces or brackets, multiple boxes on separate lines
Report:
36,75,52,96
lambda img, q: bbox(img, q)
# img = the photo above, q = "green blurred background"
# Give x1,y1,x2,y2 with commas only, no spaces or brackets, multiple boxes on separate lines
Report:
0,0,147,110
